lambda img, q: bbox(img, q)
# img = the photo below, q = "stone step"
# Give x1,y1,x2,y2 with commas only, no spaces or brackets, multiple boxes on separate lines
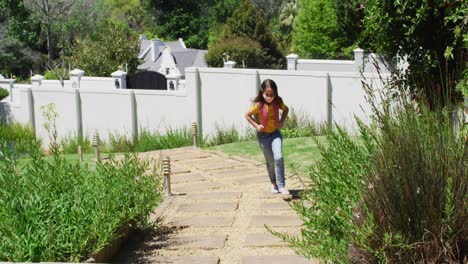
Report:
244,233,288,247
172,182,226,193
148,256,219,264
168,216,235,227
241,255,316,264
259,202,291,210
249,215,302,227
155,234,227,249
185,192,242,200
177,202,239,212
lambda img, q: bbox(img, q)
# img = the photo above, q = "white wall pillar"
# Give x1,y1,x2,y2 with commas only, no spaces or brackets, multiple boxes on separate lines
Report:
31,74,44,88
70,69,85,89
353,48,364,72
0,78,15,102
166,74,180,91
111,70,127,89
224,61,237,68
286,53,299,70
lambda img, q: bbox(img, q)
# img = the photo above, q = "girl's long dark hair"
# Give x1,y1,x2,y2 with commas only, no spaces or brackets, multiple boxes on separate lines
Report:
253,79,283,105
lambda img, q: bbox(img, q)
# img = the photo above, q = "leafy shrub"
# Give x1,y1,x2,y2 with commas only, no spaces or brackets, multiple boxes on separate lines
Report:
109,133,135,153
0,87,9,101
44,69,69,80
282,108,326,138
204,123,241,147
0,141,162,262
60,134,93,154
205,37,267,68
135,128,193,152
271,125,369,263
0,122,40,154
351,87,467,263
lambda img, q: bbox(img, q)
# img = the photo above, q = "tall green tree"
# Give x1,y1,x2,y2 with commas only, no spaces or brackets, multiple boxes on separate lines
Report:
0,0,39,46
148,0,213,49
292,0,347,58
68,21,140,77
23,0,102,60
362,0,467,107
222,0,285,68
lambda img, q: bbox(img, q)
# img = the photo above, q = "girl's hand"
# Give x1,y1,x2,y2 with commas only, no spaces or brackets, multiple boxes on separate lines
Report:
256,124,264,132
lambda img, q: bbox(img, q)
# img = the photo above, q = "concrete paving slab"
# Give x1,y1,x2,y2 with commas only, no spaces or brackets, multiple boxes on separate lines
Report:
168,216,235,227
244,233,288,247
156,234,227,249
234,175,268,184
195,162,242,171
249,215,302,227
242,255,316,264
171,182,225,193
186,192,242,200
148,256,219,264
259,202,291,210
171,173,207,184
177,202,239,212
212,167,263,178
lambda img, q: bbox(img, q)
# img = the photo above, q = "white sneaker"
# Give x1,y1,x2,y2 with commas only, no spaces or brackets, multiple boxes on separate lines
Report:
271,184,279,194
279,188,290,195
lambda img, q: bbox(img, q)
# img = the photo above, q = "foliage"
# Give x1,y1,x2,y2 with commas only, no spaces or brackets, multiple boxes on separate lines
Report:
204,123,242,147
147,0,211,49
0,141,162,262
221,0,285,68
362,0,467,107
60,134,92,154
0,86,9,101
333,0,365,50
68,21,140,76
0,122,40,154
292,0,348,58
0,104,162,262
351,81,467,263
135,128,193,152
207,0,240,46
0,37,40,78
205,37,267,68
23,0,103,60
277,1,297,53
270,125,369,263
282,108,326,138
0,0,39,47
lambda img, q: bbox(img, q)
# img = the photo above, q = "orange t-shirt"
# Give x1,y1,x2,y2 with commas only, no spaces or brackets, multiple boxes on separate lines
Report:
248,102,288,133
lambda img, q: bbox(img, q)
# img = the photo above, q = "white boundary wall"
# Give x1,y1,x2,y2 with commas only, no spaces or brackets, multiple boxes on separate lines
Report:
1,67,388,147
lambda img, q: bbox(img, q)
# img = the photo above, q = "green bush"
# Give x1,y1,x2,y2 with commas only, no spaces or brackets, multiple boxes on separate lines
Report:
205,37,267,68
0,141,162,262
0,87,9,101
282,108,326,138
271,125,369,263
108,133,135,153
44,69,69,80
351,88,467,263
0,122,40,154
135,128,193,152
60,134,93,154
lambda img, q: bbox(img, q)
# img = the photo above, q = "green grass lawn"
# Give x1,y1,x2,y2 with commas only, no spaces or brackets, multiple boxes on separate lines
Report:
206,136,327,175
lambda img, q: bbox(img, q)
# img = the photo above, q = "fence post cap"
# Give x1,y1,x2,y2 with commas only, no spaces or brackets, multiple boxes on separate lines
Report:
286,53,299,59
31,74,45,81
111,70,127,77
70,69,85,76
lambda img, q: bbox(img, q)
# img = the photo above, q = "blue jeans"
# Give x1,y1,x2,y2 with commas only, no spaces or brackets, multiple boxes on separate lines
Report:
257,130,285,188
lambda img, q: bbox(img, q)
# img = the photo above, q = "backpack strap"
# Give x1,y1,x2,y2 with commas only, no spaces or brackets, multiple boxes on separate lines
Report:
259,102,280,128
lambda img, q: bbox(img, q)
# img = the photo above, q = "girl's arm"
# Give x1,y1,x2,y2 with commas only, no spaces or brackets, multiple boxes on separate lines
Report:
245,111,264,132
279,106,289,128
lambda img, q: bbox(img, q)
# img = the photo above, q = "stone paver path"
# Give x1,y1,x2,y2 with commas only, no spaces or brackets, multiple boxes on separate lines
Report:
115,147,318,264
